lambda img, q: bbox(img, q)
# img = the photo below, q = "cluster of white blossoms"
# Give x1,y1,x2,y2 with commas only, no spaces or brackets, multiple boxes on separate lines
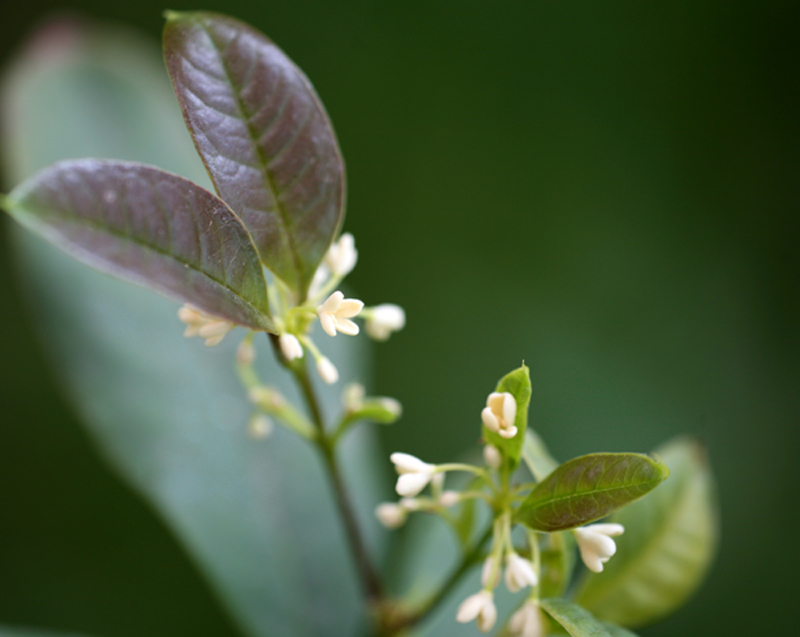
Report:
178,305,235,347
178,232,406,385
376,387,627,635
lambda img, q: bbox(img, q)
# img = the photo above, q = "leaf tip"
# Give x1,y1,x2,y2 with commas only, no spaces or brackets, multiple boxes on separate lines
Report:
650,452,671,481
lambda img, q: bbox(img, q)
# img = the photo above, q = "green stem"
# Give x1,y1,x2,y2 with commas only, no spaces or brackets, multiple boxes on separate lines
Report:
391,523,494,632
286,349,384,605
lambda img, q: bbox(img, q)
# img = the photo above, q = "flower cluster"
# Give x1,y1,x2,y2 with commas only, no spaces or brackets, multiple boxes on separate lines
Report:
376,388,627,634
176,232,405,385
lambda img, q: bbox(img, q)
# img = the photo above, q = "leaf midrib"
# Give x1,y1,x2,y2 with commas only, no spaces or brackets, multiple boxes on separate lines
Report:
200,21,304,289
11,197,270,326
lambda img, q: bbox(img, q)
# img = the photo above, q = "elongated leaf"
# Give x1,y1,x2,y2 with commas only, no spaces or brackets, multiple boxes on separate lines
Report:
163,11,345,297
540,599,632,637
516,453,669,532
482,364,532,468
574,437,718,629
3,159,274,331
522,428,559,481
1,20,385,636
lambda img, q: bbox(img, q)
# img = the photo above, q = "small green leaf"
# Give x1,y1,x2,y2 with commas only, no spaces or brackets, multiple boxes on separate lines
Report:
482,364,532,468
540,599,637,637
574,437,718,629
522,428,559,481
516,453,670,532
3,159,274,331
163,12,345,298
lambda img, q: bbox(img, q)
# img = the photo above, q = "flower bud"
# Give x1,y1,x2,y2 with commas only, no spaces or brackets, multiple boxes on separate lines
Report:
279,333,303,361
316,357,339,384
365,304,406,341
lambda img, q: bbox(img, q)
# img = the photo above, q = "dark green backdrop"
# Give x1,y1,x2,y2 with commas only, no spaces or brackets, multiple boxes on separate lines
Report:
0,1,797,636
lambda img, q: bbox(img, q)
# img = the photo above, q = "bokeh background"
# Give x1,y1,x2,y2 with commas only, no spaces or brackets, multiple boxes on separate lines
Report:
0,1,797,636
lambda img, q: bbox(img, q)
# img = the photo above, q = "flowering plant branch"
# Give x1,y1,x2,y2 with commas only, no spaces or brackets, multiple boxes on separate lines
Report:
0,11,718,637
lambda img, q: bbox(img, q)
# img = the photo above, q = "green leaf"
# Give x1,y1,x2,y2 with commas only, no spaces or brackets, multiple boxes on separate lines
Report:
516,453,670,532
603,624,639,637
540,599,633,637
482,364,532,468
163,11,345,298
4,159,274,331
1,19,385,636
522,428,559,481
574,437,718,629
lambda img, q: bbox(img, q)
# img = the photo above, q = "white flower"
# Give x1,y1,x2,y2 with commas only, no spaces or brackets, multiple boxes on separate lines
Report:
505,553,538,592
509,600,544,637
377,397,403,418
324,232,358,277
178,304,235,347
365,304,406,341
316,357,339,384
456,590,497,633
375,502,407,529
307,263,330,300
237,339,255,365
279,333,303,361
248,414,274,439
317,291,363,336
481,556,500,589
390,452,436,497
481,391,518,439
439,490,460,507
483,444,502,469
573,523,625,573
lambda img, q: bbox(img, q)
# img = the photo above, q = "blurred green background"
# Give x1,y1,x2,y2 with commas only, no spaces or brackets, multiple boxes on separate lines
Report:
0,1,796,636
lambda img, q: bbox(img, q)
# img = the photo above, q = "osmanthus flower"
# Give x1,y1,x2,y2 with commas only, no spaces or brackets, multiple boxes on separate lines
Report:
324,232,358,277
390,452,436,497
317,291,363,336
481,391,518,439
508,600,544,637
178,304,235,347
505,552,538,593
316,356,339,384
573,523,625,573
278,333,303,361
364,303,406,341
374,496,421,528
456,589,497,633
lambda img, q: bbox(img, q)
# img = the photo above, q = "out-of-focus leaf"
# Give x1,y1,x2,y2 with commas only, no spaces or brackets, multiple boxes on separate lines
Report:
1,19,385,637
540,599,632,637
539,531,575,599
574,437,718,629
602,623,638,637
522,428,559,481
4,159,273,331
516,453,670,532
482,364,532,469
163,11,345,298
0,627,89,637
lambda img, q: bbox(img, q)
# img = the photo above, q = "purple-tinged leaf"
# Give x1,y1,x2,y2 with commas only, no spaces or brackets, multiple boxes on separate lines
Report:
163,11,345,298
516,453,669,532
3,159,274,331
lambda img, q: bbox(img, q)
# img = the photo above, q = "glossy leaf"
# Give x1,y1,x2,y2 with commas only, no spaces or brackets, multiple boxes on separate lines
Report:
3,159,274,331
482,364,532,468
163,11,345,297
522,428,559,481
516,453,670,532
574,437,718,629
1,20,385,636
540,599,636,637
